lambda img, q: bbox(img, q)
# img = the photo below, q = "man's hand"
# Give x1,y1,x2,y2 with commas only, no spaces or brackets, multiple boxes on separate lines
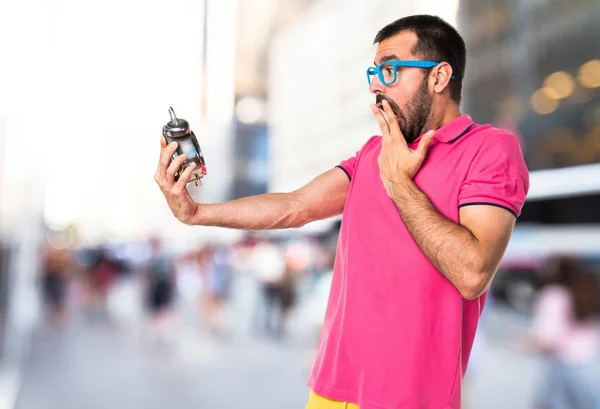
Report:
371,100,435,195
154,136,199,225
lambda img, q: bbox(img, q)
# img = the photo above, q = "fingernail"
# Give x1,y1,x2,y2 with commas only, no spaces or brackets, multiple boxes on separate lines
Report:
382,100,388,106
170,142,177,147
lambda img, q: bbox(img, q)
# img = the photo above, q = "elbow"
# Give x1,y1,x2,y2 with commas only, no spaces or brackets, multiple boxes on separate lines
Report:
459,272,491,300
288,192,312,229
295,206,314,228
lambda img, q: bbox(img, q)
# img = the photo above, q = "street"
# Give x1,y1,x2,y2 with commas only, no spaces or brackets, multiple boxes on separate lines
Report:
12,276,544,409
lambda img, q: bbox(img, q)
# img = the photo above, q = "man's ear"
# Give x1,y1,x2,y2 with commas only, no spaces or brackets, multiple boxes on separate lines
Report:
432,62,453,95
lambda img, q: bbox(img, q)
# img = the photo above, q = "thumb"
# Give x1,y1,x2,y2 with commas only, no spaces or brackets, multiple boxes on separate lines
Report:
416,130,435,156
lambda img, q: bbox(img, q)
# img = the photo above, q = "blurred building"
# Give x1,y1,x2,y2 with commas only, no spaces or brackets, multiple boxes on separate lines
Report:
230,0,318,199
459,0,600,228
231,118,269,198
0,115,7,359
459,0,600,172
235,0,319,99
0,113,45,371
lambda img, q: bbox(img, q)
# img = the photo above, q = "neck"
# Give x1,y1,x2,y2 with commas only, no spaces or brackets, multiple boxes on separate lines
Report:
425,103,461,132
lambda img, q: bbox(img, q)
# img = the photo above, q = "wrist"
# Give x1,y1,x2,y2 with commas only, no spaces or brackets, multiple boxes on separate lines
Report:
384,174,412,197
187,203,203,226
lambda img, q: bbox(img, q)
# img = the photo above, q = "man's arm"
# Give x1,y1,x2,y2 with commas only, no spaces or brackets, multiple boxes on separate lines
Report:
191,167,350,230
371,100,523,300
156,137,350,229
387,180,515,300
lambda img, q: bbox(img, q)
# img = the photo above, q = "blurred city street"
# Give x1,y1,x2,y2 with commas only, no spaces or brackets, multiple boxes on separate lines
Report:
14,275,312,409
11,274,545,409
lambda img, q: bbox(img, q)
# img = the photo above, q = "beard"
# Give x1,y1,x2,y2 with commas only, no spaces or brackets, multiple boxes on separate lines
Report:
375,77,433,143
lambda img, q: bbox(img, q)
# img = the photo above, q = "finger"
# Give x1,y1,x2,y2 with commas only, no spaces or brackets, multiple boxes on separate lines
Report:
165,154,189,189
155,136,168,182
157,141,179,181
370,104,390,138
416,130,436,157
155,137,164,176
172,162,197,195
381,100,406,145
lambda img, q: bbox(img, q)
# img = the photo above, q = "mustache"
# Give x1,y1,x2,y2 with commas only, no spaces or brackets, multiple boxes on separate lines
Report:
375,94,389,108
375,95,403,118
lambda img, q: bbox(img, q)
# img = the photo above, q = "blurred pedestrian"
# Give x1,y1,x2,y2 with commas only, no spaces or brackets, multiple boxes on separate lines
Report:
248,239,289,338
201,245,231,337
303,249,335,371
41,245,72,328
86,247,121,313
526,256,600,409
175,249,203,326
144,238,177,344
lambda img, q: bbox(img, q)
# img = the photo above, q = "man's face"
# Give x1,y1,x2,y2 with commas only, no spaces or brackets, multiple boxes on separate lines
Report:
370,31,433,143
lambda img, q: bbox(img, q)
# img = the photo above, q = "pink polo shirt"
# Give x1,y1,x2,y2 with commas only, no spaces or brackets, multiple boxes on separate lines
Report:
308,115,529,409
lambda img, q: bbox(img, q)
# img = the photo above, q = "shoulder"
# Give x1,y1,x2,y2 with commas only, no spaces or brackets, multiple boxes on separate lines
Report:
363,135,381,150
462,124,530,188
465,124,524,152
357,135,381,156
458,124,522,151
464,125,528,171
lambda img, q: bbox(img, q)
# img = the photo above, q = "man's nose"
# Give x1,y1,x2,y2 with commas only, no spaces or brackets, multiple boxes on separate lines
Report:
369,76,385,94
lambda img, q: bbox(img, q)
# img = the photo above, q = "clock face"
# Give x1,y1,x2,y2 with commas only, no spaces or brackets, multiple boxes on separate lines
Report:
177,138,197,157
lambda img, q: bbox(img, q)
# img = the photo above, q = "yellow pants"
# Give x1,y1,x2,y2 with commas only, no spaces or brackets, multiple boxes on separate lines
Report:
305,391,360,409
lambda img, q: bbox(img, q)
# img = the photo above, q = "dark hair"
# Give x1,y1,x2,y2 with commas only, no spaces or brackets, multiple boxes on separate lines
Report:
373,15,466,104
543,256,600,321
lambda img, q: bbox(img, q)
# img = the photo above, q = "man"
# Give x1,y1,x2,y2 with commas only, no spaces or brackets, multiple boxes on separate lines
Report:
155,14,529,409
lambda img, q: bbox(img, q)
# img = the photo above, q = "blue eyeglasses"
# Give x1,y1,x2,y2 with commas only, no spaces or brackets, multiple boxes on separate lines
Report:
366,60,456,86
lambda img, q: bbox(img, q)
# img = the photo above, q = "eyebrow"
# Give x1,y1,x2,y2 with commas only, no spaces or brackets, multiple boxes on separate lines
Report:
374,54,399,65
